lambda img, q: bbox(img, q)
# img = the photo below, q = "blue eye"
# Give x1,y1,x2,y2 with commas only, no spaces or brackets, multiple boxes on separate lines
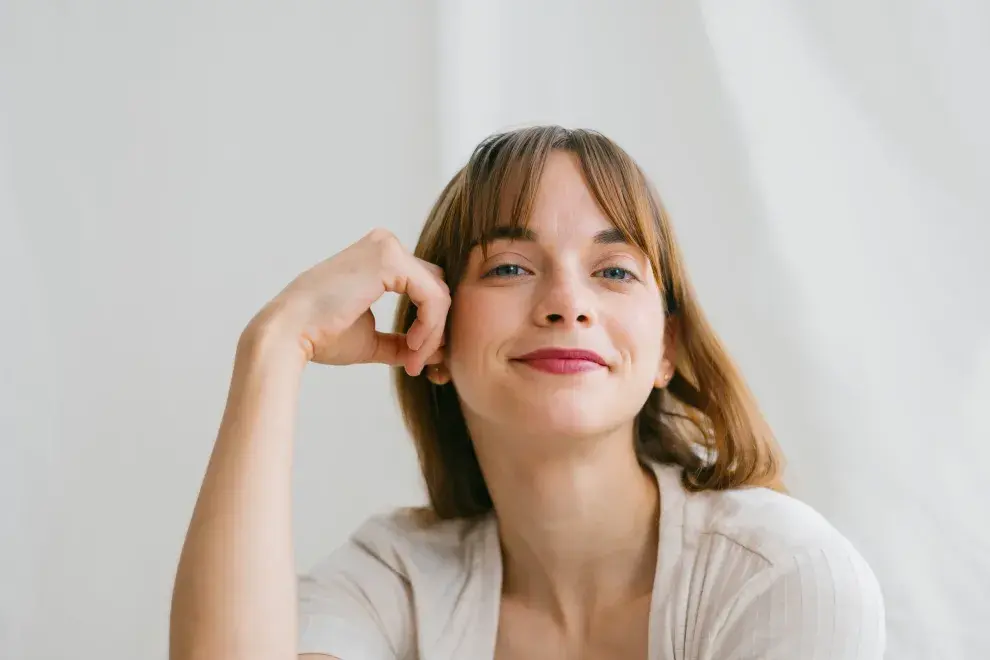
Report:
598,266,635,281
486,264,528,278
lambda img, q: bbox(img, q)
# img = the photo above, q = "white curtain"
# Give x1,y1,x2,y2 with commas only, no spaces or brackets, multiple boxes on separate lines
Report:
441,1,988,657
700,4,990,655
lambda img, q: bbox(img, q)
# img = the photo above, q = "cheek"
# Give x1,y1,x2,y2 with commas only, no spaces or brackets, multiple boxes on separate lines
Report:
447,288,521,369
611,300,666,369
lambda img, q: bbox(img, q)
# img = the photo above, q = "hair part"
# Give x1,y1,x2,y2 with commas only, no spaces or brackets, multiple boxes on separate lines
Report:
393,125,785,520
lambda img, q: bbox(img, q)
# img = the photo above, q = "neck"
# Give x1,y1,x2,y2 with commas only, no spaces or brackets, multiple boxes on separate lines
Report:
472,425,660,626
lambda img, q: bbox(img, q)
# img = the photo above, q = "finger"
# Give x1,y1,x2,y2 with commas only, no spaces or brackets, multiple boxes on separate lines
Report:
404,314,428,354
367,332,408,367
423,347,444,365
424,315,447,359
400,262,449,352
367,333,445,374
405,294,447,352
416,257,445,281
408,319,446,376
377,243,448,353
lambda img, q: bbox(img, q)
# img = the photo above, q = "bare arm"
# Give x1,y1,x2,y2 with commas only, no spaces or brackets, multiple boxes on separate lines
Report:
169,316,307,660
168,231,448,660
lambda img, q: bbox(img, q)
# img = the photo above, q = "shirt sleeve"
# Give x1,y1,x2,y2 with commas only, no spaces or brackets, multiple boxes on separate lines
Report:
702,545,886,660
297,519,415,659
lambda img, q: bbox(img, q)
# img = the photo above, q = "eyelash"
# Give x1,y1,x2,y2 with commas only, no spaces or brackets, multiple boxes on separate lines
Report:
483,264,638,282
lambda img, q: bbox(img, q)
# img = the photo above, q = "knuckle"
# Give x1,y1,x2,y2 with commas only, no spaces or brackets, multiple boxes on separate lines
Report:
416,257,444,280
365,227,396,244
416,257,445,281
367,229,403,267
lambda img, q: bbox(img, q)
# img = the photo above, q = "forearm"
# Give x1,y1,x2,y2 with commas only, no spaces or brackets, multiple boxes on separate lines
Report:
170,325,306,660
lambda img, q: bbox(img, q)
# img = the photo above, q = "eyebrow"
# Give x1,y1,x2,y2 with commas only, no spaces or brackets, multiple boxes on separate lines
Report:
479,226,629,245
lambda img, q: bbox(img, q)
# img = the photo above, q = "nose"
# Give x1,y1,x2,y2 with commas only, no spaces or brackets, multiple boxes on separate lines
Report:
533,268,596,328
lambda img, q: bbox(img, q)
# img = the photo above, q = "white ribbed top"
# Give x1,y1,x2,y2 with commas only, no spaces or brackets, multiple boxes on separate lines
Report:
298,462,885,659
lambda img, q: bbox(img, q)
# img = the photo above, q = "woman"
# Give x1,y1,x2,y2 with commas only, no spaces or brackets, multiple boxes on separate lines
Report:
170,126,885,659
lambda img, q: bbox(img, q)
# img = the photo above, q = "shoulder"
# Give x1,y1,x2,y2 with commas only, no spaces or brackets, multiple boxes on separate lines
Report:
651,461,866,564
298,508,495,658
304,507,494,599
654,464,886,658
339,507,494,574
695,479,862,564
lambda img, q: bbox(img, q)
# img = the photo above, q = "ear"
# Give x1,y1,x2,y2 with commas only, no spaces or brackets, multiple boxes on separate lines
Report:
654,316,678,389
425,362,452,386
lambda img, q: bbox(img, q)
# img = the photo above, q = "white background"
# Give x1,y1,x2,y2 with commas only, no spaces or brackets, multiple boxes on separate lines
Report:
2,1,987,658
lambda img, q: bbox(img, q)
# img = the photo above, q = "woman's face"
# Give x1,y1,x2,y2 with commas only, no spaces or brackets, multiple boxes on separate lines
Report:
446,151,673,443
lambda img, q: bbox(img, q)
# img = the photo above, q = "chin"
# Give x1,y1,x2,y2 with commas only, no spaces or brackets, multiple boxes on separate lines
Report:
456,375,651,442
506,390,625,438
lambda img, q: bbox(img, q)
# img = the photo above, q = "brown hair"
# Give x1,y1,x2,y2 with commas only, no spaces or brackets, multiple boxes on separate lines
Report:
393,125,785,520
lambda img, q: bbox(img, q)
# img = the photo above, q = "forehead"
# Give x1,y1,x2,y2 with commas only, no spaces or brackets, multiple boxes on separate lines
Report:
462,146,649,264
526,151,611,235
479,152,626,250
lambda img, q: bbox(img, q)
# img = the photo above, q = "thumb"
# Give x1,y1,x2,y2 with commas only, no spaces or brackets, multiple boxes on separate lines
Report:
367,332,446,373
366,332,410,367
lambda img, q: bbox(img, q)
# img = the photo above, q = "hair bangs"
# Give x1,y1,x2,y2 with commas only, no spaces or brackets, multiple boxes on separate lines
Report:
429,127,559,288
570,131,676,313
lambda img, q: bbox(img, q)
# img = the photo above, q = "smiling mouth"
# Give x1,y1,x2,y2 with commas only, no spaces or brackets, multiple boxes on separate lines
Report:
511,348,608,375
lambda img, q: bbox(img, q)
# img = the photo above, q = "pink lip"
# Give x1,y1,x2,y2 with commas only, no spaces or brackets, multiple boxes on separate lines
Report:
512,347,608,374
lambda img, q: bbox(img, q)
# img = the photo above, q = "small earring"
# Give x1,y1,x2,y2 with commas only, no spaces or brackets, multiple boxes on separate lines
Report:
428,364,446,384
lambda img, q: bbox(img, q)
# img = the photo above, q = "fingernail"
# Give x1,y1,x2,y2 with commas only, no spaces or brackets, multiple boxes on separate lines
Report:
407,333,423,352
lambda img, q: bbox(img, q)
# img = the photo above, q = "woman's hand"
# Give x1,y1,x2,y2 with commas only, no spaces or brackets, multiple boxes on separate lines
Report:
170,230,447,660
246,228,449,376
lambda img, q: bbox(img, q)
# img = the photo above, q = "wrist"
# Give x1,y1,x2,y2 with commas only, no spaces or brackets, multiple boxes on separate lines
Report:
238,302,309,375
